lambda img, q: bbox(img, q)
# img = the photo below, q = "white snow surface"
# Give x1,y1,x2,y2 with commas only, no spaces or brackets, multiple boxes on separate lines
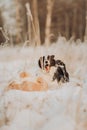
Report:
0,40,87,130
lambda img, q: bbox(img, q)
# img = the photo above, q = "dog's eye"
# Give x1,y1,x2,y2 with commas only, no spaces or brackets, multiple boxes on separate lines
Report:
45,61,48,64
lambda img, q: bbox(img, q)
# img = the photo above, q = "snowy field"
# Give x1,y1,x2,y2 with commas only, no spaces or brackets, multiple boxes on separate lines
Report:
0,39,87,130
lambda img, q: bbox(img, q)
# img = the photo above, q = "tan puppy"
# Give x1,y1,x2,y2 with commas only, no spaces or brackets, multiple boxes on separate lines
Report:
7,77,48,91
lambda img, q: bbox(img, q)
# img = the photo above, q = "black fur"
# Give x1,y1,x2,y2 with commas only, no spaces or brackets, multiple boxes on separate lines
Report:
38,58,41,68
38,56,45,69
48,55,55,67
53,66,69,83
53,59,69,83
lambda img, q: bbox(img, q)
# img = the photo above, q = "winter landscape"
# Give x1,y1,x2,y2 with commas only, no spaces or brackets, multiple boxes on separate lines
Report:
0,0,87,130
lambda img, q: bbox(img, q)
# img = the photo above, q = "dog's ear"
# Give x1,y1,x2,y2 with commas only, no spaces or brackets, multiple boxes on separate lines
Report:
51,55,55,59
49,55,55,66
38,56,45,69
47,55,55,60
47,55,50,60
38,57,42,68
38,59,41,68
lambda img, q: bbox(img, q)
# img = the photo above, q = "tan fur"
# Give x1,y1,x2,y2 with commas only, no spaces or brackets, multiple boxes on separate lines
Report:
7,77,48,91
20,72,30,78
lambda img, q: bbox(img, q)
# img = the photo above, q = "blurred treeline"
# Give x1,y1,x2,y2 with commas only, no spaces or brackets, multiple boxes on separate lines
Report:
0,0,87,45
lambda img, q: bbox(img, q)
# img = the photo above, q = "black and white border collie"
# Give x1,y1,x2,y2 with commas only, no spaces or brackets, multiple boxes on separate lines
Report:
38,55,69,83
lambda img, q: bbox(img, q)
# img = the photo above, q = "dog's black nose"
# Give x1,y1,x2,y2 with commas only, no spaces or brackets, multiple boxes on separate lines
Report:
45,64,48,66
45,61,48,64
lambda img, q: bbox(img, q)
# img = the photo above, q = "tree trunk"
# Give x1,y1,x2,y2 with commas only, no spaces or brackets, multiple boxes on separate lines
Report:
84,0,87,41
45,0,54,46
15,0,22,43
72,8,77,39
32,0,41,46
25,3,32,45
0,11,6,44
65,12,70,40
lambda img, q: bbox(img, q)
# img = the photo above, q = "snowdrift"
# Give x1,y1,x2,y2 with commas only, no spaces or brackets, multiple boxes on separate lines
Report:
0,39,87,130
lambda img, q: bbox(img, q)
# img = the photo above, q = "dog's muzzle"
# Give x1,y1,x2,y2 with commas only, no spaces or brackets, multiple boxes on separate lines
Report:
45,65,50,72
44,61,50,72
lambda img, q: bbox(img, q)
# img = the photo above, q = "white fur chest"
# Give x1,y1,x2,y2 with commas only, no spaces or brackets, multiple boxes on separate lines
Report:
49,66,57,77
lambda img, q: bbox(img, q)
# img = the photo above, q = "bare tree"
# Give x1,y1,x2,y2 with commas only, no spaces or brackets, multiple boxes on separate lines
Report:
72,7,77,39
25,1,41,46
0,10,6,44
15,0,23,43
65,12,70,40
45,0,54,46
32,0,41,46
84,0,87,41
25,3,32,45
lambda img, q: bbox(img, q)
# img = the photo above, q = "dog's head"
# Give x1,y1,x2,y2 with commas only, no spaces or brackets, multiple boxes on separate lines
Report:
38,55,69,83
38,55,56,72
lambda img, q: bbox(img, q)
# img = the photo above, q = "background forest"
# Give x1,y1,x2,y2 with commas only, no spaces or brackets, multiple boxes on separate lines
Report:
0,0,87,45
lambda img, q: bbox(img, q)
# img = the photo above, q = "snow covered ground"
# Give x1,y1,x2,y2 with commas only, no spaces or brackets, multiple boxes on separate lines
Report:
0,39,87,130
